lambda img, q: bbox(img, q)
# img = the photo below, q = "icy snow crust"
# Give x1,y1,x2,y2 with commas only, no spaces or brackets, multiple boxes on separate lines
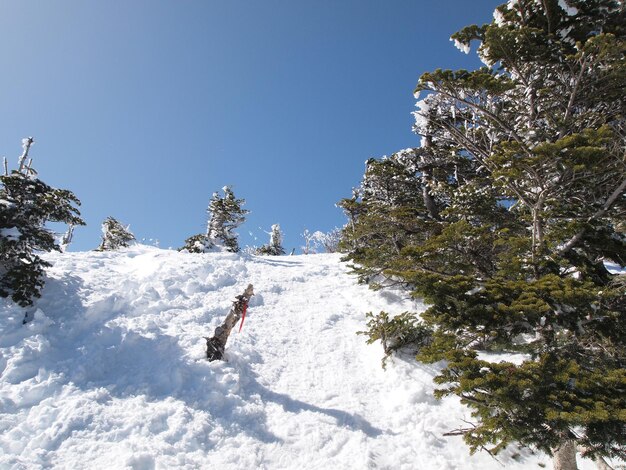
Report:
0,246,587,469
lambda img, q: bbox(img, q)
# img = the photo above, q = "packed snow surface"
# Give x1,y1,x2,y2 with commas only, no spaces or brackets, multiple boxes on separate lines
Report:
0,246,605,469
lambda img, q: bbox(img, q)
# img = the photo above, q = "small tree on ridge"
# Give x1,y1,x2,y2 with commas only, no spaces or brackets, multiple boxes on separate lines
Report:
180,186,248,253
96,216,135,251
256,224,285,256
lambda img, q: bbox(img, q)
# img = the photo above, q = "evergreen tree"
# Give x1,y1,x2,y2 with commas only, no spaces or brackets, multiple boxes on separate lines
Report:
180,186,248,253
256,224,285,256
338,148,456,286
344,1,626,467
96,216,135,251
0,138,84,307
206,186,248,253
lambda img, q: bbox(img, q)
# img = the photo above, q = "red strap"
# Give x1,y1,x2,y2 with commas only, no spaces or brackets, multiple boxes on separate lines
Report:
239,302,248,332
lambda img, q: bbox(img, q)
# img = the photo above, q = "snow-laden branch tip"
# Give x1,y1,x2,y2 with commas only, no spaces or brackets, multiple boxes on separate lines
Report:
21,137,34,152
451,38,470,54
18,137,34,174
493,8,506,26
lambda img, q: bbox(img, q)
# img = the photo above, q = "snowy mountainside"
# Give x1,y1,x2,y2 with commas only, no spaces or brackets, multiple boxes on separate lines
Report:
0,246,600,469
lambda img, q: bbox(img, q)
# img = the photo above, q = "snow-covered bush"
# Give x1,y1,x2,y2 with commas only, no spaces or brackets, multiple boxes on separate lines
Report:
301,229,317,255
301,228,342,254
180,233,211,253
315,228,342,253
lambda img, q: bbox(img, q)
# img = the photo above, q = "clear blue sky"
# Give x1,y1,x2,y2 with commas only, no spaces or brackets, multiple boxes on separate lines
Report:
0,0,500,252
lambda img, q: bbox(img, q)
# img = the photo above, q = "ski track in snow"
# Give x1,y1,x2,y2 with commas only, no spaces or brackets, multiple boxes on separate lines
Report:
0,246,604,469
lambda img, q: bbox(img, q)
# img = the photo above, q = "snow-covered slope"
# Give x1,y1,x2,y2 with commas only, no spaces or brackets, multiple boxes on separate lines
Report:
0,246,600,469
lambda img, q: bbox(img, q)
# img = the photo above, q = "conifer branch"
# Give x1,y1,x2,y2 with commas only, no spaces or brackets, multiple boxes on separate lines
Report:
427,86,534,158
559,174,626,255
434,118,533,209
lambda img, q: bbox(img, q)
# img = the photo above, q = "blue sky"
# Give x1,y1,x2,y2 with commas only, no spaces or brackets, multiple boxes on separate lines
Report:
0,0,500,252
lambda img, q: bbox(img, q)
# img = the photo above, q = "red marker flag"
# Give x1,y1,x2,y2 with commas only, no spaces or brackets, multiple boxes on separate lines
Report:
238,302,248,332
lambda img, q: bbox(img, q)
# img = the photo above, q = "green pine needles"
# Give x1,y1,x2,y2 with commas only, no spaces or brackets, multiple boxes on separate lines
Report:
343,0,625,464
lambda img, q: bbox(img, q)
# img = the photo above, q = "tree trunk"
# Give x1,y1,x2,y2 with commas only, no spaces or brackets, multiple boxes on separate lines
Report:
553,439,579,470
422,185,440,220
205,284,254,361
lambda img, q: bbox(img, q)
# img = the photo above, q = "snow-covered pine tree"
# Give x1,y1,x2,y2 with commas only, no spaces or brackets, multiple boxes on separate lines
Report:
269,224,285,255
256,224,285,256
343,1,626,468
180,186,248,253
206,186,248,253
96,217,135,251
338,148,452,286
203,187,247,253
0,138,84,307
